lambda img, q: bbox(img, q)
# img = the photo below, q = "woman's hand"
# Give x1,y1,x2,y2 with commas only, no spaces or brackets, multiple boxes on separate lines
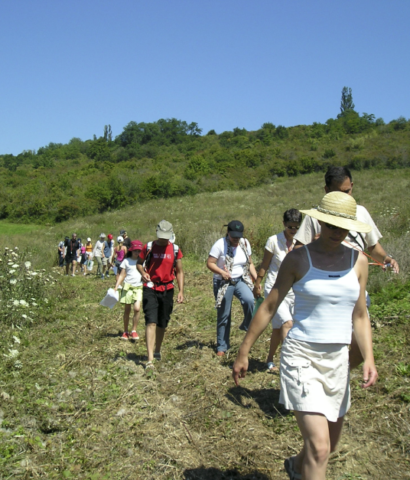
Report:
232,353,249,386
221,267,232,281
362,360,378,388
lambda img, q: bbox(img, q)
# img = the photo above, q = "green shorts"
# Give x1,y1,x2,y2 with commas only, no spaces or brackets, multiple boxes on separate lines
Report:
119,283,143,305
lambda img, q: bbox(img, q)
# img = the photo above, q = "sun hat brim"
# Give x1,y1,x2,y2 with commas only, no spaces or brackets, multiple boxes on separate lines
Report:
300,208,372,233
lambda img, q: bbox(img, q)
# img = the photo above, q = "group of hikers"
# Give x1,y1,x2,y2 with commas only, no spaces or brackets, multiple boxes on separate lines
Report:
59,166,399,480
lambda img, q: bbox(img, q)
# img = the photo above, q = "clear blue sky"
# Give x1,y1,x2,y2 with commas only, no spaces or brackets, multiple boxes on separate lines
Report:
1,0,409,155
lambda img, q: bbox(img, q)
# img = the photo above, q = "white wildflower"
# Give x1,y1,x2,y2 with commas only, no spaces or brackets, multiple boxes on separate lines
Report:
19,300,28,306
13,336,20,344
13,300,19,306
4,349,19,359
30,272,38,276
12,264,19,268
31,303,38,307
9,269,16,274
24,262,31,269
14,247,18,250
10,279,17,285
44,299,49,304
21,314,27,319
14,361,23,369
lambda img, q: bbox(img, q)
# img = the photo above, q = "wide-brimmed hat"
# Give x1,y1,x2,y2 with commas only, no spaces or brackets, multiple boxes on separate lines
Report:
156,220,174,239
129,240,143,251
225,220,244,238
300,192,372,233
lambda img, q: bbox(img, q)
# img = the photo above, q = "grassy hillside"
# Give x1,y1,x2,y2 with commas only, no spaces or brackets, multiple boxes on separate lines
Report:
0,115,409,224
0,170,409,479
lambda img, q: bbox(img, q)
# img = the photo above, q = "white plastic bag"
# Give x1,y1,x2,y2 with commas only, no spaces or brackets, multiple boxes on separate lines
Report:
87,260,94,271
113,266,118,275
100,288,119,309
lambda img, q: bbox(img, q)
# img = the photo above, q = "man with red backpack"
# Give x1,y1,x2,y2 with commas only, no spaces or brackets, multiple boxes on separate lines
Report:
137,220,184,368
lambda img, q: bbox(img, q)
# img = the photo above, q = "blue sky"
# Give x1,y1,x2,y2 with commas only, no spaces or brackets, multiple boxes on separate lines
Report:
1,0,409,155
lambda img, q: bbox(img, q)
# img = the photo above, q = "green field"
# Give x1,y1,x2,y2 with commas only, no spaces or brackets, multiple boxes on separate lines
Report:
0,169,409,479
0,221,45,236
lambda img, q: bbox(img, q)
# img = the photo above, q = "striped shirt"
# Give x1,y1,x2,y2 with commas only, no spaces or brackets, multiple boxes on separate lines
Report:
289,247,360,344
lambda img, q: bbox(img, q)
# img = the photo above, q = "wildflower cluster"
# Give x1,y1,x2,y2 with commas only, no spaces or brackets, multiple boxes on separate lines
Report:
0,247,56,327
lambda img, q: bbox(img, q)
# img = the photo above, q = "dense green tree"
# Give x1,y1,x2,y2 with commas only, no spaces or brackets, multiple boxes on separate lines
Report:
339,86,355,116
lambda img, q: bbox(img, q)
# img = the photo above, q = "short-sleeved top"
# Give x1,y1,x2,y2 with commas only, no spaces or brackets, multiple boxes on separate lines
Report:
209,237,252,280
93,240,104,258
122,237,131,250
264,231,296,292
294,205,381,251
65,239,80,257
85,243,93,253
119,258,142,287
139,241,183,291
103,241,114,258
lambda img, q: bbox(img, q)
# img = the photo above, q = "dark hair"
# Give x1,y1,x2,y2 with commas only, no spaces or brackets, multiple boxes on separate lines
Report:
126,250,133,258
283,209,302,223
324,166,352,187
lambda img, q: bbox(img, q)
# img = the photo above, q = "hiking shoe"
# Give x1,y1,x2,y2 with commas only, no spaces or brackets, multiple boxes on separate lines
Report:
101,275,105,279
120,332,129,340
154,352,161,361
130,331,139,340
105,272,110,277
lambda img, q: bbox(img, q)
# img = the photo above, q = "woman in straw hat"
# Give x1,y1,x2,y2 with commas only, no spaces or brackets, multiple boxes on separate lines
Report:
232,192,378,480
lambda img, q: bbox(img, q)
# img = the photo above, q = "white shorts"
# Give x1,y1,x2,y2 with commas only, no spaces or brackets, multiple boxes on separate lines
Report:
265,288,294,329
279,337,350,422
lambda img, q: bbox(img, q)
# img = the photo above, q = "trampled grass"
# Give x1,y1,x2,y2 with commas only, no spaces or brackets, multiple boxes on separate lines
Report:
0,168,409,479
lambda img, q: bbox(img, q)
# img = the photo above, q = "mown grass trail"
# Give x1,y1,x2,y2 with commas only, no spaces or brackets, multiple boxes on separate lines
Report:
0,262,409,479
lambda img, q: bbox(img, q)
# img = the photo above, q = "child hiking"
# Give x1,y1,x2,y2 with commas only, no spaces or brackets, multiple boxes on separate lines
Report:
114,240,143,341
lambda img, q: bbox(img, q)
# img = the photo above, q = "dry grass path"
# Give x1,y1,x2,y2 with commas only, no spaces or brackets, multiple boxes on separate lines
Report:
1,263,409,479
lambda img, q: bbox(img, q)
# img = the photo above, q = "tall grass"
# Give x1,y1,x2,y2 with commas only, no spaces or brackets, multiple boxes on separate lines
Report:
1,169,409,283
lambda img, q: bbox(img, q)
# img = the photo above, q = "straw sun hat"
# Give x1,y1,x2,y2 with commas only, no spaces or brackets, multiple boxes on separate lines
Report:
300,192,372,233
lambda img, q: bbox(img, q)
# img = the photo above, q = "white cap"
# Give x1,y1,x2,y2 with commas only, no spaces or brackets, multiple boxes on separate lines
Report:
117,236,124,243
87,237,91,242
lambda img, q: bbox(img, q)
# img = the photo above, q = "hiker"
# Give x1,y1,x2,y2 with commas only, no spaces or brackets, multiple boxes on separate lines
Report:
103,234,114,278
84,238,93,275
206,220,257,357
294,166,400,368
114,240,143,341
253,209,302,371
80,245,87,275
233,192,378,480
64,233,80,276
113,236,128,281
93,234,106,277
137,220,184,368
58,240,65,267
120,229,131,250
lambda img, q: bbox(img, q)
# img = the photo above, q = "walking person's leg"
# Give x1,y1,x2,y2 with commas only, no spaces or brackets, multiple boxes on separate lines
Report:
214,281,234,354
123,304,131,336
130,299,141,340
143,287,159,362
291,412,333,480
155,289,174,357
235,279,255,331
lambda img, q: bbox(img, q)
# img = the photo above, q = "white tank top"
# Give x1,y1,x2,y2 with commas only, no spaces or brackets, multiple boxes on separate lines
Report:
289,247,360,344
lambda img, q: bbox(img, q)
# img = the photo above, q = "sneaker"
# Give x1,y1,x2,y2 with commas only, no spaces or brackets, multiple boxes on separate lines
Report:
101,275,105,279
71,274,75,277
130,331,139,340
105,272,110,278
120,332,129,340
154,352,161,360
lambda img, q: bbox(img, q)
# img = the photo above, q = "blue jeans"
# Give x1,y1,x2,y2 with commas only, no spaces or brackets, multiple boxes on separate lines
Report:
213,277,255,352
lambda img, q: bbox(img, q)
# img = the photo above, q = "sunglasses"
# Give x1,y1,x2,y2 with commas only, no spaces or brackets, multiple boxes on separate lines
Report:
286,226,300,230
324,223,347,231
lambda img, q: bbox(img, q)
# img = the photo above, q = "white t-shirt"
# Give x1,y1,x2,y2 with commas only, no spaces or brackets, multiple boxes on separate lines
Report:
294,205,382,251
119,258,142,287
264,231,296,292
93,240,104,258
209,237,252,280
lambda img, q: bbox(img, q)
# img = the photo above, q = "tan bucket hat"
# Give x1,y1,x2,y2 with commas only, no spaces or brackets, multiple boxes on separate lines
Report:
300,192,372,233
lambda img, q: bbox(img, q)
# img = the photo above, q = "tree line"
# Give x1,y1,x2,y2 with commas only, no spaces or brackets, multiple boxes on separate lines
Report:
0,90,409,224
